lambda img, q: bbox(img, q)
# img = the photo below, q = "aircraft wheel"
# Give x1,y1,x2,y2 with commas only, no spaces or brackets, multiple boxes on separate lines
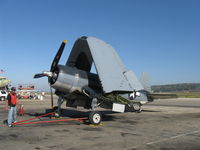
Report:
89,111,102,125
132,103,142,113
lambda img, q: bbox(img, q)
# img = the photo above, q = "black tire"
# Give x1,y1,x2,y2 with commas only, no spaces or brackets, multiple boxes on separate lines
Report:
132,103,142,113
89,111,102,125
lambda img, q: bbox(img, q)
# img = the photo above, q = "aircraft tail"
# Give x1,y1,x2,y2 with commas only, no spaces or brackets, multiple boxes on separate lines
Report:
140,72,151,92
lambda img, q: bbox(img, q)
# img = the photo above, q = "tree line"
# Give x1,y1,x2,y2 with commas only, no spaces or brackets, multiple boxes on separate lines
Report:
151,83,200,93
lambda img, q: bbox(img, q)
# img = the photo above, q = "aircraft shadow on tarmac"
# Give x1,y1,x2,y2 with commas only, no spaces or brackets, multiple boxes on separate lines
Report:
141,110,162,112
27,108,161,121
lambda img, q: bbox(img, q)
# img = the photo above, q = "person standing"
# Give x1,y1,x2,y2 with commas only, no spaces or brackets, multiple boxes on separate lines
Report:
6,87,18,127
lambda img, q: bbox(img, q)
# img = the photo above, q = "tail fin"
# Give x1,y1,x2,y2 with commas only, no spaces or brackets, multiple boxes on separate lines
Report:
140,72,151,92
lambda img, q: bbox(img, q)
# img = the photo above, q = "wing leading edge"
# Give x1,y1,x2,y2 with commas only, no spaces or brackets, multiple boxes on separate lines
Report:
66,36,144,93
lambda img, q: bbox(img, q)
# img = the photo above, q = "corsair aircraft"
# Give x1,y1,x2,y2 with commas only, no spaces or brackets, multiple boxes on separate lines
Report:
34,36,154,124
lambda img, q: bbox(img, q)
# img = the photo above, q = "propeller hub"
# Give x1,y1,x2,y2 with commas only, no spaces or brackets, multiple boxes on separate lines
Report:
43,71,53,77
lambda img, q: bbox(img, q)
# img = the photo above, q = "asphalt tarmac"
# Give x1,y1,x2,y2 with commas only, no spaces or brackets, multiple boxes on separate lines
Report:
0,97,200,150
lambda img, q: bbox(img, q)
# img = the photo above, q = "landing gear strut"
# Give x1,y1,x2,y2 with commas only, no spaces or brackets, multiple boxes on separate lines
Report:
52,106,62,117
89,98,102,125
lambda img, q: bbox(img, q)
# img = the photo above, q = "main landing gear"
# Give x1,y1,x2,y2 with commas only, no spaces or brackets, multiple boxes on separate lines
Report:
52,97,103,125
89,111,102,125
52,107,102,125
88,98,102,125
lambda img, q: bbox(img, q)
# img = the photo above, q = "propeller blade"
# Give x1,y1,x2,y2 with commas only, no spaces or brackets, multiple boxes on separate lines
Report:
33,71,53,79
33,73,46,78
50,40,67,72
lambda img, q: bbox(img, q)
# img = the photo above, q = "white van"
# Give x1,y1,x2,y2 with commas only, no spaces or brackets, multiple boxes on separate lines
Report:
0,90,8,101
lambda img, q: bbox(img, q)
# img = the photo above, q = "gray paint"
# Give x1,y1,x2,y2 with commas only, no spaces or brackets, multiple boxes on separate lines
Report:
66,36,144,93
87,37,144,93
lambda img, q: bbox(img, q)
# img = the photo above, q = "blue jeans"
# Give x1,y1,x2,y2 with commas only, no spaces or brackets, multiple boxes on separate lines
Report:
7,106,17,125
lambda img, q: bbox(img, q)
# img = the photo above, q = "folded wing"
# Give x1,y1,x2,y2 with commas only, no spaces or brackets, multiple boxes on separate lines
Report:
66,36,144,93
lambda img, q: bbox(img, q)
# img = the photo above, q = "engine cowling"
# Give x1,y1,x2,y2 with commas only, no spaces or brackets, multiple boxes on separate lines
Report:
50,65,87,94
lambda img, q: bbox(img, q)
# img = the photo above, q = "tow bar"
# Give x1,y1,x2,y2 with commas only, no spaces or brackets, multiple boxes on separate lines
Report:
12,112,88,126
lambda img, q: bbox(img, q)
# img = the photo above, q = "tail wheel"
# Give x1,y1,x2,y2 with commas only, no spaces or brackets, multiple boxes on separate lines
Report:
132,103,142,113
89,111,102,125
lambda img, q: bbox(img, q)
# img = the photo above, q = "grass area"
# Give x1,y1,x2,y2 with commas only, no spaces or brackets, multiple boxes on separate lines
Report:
152,92,200,99
175,92,200,98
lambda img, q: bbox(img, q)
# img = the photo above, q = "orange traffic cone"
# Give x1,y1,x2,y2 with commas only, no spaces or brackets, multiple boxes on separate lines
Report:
18,104,25,116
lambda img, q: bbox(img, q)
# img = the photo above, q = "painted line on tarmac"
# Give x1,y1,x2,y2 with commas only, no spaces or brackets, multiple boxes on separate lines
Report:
146,130,200,145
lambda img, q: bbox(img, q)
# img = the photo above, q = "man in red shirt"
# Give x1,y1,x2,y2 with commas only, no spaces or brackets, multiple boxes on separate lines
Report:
6,87,18,127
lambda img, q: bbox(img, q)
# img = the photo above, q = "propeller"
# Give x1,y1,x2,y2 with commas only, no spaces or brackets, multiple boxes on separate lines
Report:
33,40,67,109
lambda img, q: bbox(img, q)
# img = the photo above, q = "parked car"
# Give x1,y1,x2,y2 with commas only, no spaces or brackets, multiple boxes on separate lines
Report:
0,90,8,101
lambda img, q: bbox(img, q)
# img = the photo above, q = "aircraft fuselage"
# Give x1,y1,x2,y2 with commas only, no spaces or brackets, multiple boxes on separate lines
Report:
50,65,152,110
51,65,102,96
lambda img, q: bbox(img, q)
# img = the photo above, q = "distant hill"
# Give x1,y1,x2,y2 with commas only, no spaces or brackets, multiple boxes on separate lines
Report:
151,83,200,93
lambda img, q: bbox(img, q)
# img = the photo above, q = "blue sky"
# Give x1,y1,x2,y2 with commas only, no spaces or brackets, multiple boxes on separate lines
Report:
0,0,200,91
